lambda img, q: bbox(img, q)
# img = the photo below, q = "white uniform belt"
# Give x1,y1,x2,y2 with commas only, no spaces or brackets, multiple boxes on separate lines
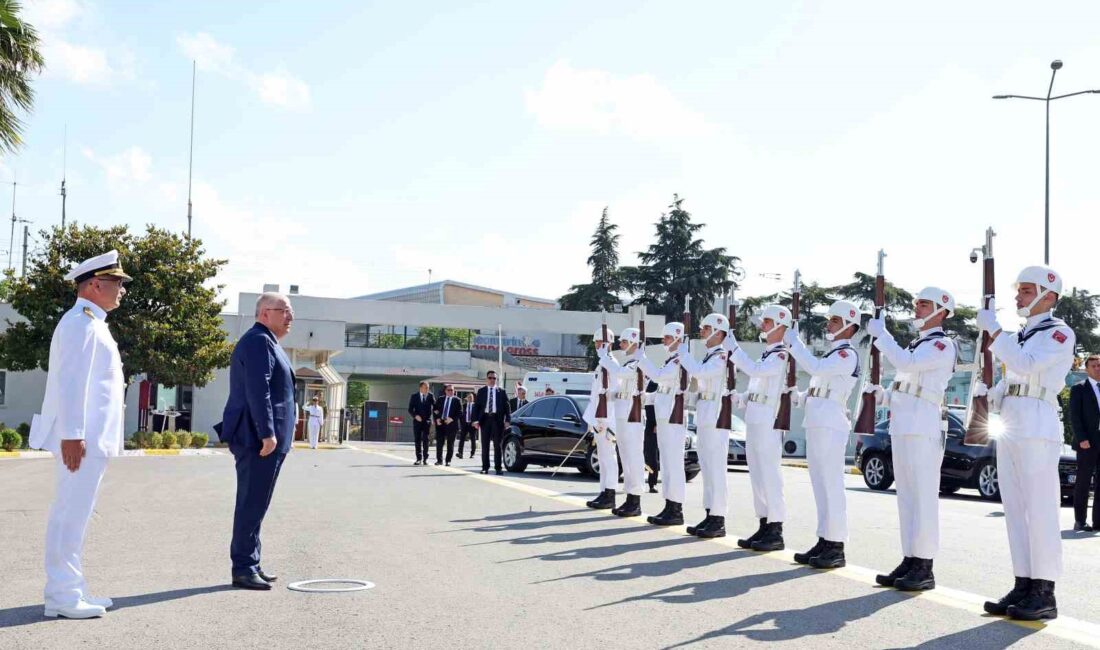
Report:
615,391,637,401
657,386,679,395
746,392,774,405
696,391,721,402
807,386,848,404
1005,383,1059,405
890,380,944,406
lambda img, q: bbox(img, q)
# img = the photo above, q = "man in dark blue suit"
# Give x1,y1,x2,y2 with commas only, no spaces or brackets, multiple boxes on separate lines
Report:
216,292,296,590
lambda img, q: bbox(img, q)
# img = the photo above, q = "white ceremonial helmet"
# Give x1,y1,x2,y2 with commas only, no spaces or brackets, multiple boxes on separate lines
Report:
619,327,641,346
1013,265,1062,317
700,312,729,333
912,286,955,328
592,326,616,342
757,304,793,330
661,322,685,341
825,300,861,340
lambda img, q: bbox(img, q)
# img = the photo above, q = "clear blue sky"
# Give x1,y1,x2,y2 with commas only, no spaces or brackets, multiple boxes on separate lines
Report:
8,0,1100,313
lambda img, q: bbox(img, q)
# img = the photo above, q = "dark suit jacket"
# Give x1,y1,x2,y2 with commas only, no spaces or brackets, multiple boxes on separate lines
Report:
474,386,511,426
218,323,296,453
434,395,462,432
509,397,529,413
461,401,477,429
1069,380,1100,449
408,392,436,422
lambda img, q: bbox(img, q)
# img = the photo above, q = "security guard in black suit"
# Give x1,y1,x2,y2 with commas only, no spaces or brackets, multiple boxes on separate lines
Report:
408,381,436,466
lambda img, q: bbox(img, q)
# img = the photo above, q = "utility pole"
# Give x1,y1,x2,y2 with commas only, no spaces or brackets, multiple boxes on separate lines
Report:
187,60,196,239
21,225,28,276
8,176,16,273
60,125,67,229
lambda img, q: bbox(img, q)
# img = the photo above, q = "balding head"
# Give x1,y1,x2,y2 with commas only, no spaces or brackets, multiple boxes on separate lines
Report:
255,292,294,339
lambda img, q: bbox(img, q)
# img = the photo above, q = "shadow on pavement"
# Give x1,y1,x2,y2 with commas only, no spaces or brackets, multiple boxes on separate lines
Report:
549,549,750,584
0,585,234,629
518,536,701,569
450,508,589,524
460,524,653,548
883,618,1039,649
666,588,908,647
591,566,810,611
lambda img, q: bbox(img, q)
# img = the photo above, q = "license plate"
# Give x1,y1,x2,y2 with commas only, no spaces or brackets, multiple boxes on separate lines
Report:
1068,474,1076,484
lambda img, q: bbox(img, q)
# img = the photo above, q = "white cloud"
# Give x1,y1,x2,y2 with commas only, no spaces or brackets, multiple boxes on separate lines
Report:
27,0,132,85
176,32,312,111
23,0,83,30
526,60,713,142
83,145,153,187
44,39,113,84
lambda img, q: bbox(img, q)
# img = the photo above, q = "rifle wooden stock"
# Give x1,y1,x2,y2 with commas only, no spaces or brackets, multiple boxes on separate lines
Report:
774,281,800,432
854,265,885,434
716,301,737,430
669,309,691,426
596,322,609,419
965,248,996,446
628,319,645,423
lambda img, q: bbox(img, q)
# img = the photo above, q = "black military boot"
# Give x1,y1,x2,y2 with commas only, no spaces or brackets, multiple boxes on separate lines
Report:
751,522,784,552
697,516,726,539
794,537,826,565
612,494,642,517
737,518,767,549
875,557,913,587
686,509,711,536
894,558,935,591
586,489,616,510
983,577,1032,616
647,499,672,524
810,541,846,569
648,500,683,526
1006,579,1057,621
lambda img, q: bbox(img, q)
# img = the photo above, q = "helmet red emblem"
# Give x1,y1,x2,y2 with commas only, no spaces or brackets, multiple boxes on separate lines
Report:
1047,272,1056,283
942,294,948,303
849,309,856,318
779,311,786,319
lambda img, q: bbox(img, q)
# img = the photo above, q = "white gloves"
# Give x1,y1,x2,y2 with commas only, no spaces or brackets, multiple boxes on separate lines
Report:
782,327,799,347
863,383,886,406
596,345,609,360
971,381,989,398
865,317,887,339
733,391,747,410
976,299,1001,334
632,346,645,361
791,389,806,408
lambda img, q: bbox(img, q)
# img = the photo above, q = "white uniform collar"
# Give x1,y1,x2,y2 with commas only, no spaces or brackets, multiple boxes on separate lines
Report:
707,343,723,353
917,326,945,340
765,342,785,351
828,338,853,350
1024,311,1054,331
76,297,107,321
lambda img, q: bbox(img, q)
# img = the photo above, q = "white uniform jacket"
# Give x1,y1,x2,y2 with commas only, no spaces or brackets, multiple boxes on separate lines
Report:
990,313,1075,442
728,341,788,428
875,327,956,438
30,298,125,457
787,337,859,431
637,349,686,422
679,344,730,430
598,348,644,421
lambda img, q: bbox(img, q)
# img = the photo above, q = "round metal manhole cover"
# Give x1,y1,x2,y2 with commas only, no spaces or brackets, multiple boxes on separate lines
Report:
287,579,376,593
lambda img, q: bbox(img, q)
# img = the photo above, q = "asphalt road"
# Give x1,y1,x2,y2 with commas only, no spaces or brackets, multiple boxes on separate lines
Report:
1,442,1098,649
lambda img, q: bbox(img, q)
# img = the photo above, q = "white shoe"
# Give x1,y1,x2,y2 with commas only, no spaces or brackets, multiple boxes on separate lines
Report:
83,595,114,609
44,601,107,619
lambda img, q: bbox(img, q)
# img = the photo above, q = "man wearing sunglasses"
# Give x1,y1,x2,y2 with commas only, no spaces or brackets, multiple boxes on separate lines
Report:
473,371,511,474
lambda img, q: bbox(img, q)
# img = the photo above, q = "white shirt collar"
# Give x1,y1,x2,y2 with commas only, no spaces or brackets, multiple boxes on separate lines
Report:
75,297,107,321
1090,377,1100,391
766,342,785,351
1025,311,1054,330
918,326,945,340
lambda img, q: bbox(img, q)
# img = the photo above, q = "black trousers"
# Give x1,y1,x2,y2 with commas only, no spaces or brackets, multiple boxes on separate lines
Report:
458,424,477,456
644,406,659,489
230,448,287,577
1075,445,1100,525
480,418,504,471
413,419,432,460
436,423,458,463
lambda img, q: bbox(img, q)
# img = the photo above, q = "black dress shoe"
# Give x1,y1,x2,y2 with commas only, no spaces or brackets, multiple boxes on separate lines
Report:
648,485,659,494
1074,521,1088,531
258,569,277,582
495,469,503,475
232,574,271,590
480,469,489,474
435,460,442,466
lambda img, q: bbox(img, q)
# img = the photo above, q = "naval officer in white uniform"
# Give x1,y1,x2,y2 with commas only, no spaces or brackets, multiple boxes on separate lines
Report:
31,250,131,619
305,395,324,449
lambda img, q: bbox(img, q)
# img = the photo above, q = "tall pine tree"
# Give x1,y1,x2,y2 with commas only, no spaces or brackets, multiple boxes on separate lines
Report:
559,207,623,313
622,194,737,328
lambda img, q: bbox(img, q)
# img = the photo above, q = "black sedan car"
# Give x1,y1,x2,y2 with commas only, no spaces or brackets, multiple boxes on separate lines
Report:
503,395,701,482
854,410,1080,502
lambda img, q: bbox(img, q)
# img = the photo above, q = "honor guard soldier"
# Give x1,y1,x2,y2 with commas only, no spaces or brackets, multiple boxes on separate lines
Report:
678,313,733,538
864,288,957,591
30,250,132,619
726,305,792,551
584,327,619,510
783,300,861,568
975,266,1074,621
597,327,645,517
635,322,689,526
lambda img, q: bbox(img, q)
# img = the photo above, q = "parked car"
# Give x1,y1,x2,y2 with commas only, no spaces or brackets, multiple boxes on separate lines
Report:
503,395,701,482
854,411,1081,502
686,410,748,466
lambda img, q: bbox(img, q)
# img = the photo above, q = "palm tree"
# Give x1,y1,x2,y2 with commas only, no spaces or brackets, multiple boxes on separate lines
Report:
0,1,43,153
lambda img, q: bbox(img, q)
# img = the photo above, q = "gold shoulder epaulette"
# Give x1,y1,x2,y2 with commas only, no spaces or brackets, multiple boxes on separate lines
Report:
82,307,96,319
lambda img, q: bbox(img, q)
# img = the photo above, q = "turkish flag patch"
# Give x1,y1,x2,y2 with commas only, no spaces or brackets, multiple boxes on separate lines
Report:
1052,330,1067,344
934,341,946,351
838,350,849,358
778,352,787,360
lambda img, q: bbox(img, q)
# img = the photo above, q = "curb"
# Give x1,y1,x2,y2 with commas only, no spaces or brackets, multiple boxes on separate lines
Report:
291,443,353,450
0,448,225,460
779,459,862,476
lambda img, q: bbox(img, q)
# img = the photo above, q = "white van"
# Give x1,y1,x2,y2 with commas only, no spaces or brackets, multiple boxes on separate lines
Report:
522,371,594,398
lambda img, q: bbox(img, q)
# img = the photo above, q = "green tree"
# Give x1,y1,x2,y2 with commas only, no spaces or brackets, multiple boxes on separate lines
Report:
0,224,233,388
559,207,624,314
831,272,915,347
1058,288,1100,354
347,381,369,409
0,1,43,153
621,194,738,329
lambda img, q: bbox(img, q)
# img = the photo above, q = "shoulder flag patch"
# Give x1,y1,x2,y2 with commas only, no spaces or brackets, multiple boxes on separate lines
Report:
934,341,946,351
778,352,787,360
1052,330,1067,344
838,349,849,358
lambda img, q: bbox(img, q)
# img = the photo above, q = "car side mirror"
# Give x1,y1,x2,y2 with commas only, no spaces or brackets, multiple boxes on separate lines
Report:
561,413,578,423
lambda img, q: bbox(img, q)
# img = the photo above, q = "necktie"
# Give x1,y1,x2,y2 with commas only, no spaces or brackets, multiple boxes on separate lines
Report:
445,397,451,416
489,389,495,414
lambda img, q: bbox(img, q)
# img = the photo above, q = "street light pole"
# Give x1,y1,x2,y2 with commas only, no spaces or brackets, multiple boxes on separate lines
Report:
993,59,1100,265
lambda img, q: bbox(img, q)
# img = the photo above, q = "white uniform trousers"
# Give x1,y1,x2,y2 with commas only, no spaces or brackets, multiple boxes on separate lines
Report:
997,437,1063,581
806,426,849,542
44,456,108,608
307,419,322,448
746,424,785,522
697,425,731,517
891,434,944,559
595,429,619,491
656,422,687,503
614,418,645,496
